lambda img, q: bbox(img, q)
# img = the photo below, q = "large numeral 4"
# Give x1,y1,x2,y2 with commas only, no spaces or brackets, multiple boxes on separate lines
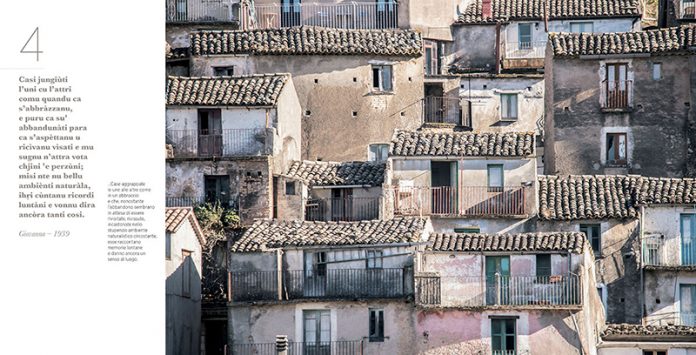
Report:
20,27,43,62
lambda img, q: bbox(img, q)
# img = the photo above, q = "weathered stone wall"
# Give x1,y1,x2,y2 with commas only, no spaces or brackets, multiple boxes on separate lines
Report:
546,56,692,177
450,24,497,72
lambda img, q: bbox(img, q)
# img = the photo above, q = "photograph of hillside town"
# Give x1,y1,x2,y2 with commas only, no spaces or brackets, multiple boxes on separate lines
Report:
163,0,696,354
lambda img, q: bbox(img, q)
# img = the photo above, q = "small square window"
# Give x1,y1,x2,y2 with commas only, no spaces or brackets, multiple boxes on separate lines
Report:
366,250,383,269
212,66,234,76
500,94,518,120
652,63,662,80
285,181,296,195
372,65,393,92
369,144,389,162
369,308,385,342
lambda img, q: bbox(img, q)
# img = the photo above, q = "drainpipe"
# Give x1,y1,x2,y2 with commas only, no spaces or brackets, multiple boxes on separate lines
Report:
495,22,501,74
276,249,283,301
640,205,645,324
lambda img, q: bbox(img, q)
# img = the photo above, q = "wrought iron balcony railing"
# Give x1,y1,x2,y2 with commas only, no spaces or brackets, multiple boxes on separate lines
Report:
602,80,632,109
304,197,380,222
166,128,268,158
389,186,529,217
231,340,364,355
230,268,412,302
643,235,696,267
504,41,547,59
423,97,469,127
254,1,398,29
166,0,238,23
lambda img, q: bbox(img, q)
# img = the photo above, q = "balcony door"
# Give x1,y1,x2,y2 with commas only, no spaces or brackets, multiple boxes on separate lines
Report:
376,0,397,28
430,161,457,214
303,310,331,355
304,251,327,297
281,0,301,27
682,214,696,265
331,188,353,221
486,256,510,305
204,175,230,206
198,109,222,157
606,63,628,108
680,284,696,326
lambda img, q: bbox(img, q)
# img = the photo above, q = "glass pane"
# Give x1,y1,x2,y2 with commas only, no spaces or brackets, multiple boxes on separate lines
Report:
492,334,502,350
618,135,626,159
505,319,515,334
382,66,393,91
501,95,508,117
488,166,503,187
682,285,695,312
607,135,615,161
505,334,516,350
510,95,517,118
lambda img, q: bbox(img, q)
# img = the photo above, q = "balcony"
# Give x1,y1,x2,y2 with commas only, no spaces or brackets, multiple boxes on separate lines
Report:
230,268,412,302
231,340,364,355
304,197,380,222
601,80,632,111
681,2,696,19
502,41,546,70
166,196,206,207
423,97,471,128
416,274,581,308
166,128,269,158
254,1,398,29
643,235,696,268
390,186,529,217
166,0,238,23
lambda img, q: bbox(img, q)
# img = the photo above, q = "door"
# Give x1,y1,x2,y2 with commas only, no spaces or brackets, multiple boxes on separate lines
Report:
281,0,301,27
331,188,353,221
303,310,331,355
430,161,457,214
606,63,628,108
204,175,230,206
198,109,222,157
486,256,511,305
376,0,397,28
682,214,696,265
491,318,516,355
518,23,532,49
304,252,327,297
681,284,696,325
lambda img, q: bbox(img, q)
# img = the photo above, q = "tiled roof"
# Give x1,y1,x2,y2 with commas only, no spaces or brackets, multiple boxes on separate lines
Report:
165,207,206,245
390,130,535,157
427,232,586,254
538,175,696,220
284,160,386,187
602,323,696,340
550,26,696,57
166,74,289,106
230,218,426,252
167,46,190,60
457,0,640,24
190,26,422,56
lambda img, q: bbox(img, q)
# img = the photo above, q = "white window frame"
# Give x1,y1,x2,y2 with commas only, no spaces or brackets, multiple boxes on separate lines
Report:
500,93,518,121
372,64,393,92
368,144,389,162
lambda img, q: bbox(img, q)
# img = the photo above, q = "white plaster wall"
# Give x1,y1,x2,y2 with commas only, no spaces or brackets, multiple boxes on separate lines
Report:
505,18,638,45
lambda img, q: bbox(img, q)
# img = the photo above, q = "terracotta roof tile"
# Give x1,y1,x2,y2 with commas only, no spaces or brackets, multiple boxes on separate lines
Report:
284,160,386,187
165,207,206,246
602,323,696,340
166,74,289,106
390,130,535,157
427,232,586,254
550,26,696,57
458,0,640,24
191,26,423,56
230,218,426,252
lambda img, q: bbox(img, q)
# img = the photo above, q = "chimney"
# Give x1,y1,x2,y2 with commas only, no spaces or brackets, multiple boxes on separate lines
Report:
482,0,492,19
276,335,288,355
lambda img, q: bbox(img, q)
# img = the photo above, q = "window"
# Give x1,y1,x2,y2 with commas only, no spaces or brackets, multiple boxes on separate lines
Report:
366,250,383,269
518,23,532,48
682,0,695,18
204,175,230,205
605,63,629,109
681,214,696,265
606,133,627,165
643,351,667,355
305,251,327,277
424,40,442,76
372,65,393,92
487,164,504,189
454,227,480,233
369,144,389,162
681,284,696,325
368,308,385,342
303,310,331,347
491,318,516,354
580,224,601,255
536,254,551,278
285,181,295,195
198,109,222,157
500,93,518,120
652,62,662,80
165,232,172,260
281,0,302,27
213,66,234,76
182,250,192,297
570,21,594,33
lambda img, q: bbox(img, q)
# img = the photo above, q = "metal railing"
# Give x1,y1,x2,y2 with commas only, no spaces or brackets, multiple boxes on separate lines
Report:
681,3,696,18
166,196,206,207
232,340,364,355
643,235,696,267
602,80,632,109
423,97,463,126
416,274,581,307
231,268,411,302
390,186,528,217
305,197,380,222
166,0,238,23
254,1,398,29
415,274,441,305
504,41,546,59
166,128,268,158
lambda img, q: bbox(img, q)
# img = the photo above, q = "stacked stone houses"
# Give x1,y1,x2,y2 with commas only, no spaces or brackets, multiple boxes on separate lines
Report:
164,0,696,354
